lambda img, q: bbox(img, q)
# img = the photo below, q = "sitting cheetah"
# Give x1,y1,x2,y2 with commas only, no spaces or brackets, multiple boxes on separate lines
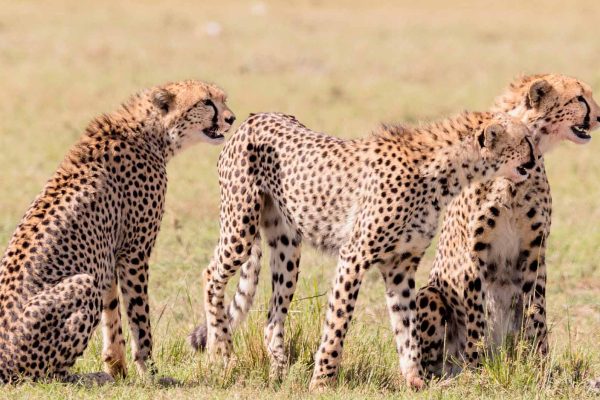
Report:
0,80,235,384
194,109,535,390
415,74,600,378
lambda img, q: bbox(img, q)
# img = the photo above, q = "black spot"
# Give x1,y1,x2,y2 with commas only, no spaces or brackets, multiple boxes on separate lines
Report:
529,260,539,272
393,273,404,285
530,235,543,247
473,242,489,252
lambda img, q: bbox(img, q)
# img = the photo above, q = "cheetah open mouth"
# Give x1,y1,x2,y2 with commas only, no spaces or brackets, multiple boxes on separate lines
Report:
203,125,225,140
570,125,591,143
201,125,227,144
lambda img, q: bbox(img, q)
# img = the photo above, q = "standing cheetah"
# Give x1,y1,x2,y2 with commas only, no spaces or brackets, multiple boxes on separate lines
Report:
194,110,535,390
415,74,600,378
0,80,235,384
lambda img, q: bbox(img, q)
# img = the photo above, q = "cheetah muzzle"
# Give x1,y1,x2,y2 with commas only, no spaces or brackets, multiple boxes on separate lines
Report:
515,136,536,178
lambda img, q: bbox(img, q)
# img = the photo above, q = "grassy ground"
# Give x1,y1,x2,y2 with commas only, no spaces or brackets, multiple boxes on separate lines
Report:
1,0,600,398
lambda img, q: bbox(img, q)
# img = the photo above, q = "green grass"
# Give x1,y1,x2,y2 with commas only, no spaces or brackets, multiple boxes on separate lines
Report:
1,0,600,398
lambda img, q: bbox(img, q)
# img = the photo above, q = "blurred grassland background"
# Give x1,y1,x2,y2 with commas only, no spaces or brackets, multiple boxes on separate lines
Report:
1,0,600,399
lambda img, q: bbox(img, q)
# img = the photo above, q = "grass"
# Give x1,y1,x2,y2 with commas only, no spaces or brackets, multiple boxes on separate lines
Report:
1,0,600,398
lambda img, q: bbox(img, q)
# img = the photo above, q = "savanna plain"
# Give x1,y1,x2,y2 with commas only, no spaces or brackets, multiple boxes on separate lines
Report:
1,1,600,399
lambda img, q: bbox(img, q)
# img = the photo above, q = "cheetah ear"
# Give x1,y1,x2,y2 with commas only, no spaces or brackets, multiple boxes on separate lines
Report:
152,88,175,114
525,79,552,109
478,123,504,149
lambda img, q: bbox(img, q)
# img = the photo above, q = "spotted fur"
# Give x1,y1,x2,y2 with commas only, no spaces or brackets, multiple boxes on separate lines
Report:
415,74,600,378
0,80,234,383
192,110,536,390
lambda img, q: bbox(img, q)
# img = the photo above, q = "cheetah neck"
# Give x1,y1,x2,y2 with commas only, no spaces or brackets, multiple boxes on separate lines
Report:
501,103,560,155
419,142,491,202
411,112,499,201
82,100,172,162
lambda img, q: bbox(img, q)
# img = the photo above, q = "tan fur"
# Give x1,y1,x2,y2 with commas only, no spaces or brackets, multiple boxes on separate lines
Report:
0,80,234,383
415,74,600,378
192,109,535,390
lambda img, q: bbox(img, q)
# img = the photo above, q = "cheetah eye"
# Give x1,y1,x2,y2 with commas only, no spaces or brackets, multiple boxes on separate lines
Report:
203,99,215,107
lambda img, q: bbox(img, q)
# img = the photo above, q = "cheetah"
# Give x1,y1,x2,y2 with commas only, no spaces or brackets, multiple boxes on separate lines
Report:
414,74,600,378
192,109,536,390
0,80,235,384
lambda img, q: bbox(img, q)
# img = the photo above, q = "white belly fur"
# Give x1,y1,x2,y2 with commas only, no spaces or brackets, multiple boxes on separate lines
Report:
484,208,522,349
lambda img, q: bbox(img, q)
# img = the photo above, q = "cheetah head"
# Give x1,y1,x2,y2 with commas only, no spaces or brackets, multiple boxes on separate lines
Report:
477,114,536,183
493,74,600,153
151,80,235,152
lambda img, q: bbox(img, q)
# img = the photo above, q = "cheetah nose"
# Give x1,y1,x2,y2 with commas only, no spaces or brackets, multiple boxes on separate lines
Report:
225,115,236,125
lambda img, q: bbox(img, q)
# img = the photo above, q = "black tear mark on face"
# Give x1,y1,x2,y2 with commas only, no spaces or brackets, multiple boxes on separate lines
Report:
521,137,536,169
477,132,485,148
203,99,218,124
577,96,591,129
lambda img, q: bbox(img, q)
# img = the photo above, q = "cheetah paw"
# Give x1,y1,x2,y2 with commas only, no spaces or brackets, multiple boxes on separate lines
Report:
308,376,335,393
405,373,425,391
268,362,287,383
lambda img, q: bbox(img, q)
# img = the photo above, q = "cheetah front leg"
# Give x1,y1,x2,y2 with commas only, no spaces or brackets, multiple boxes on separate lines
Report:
310,246,366,392
379,252,425,389
461,204,505,368
117,255,155,378
518,235,549,356
101,278,127,378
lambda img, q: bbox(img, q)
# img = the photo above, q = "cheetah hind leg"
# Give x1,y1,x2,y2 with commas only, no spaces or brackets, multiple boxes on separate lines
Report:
415,286,462,379
189,238,263,352
17,274,105,384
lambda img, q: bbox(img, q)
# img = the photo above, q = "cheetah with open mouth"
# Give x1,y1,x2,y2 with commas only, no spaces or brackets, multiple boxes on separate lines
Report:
192,108,536,390
0,80,234,384
414,74,600,378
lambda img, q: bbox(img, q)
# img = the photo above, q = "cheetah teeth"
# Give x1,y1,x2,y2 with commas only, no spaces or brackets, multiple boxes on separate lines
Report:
571,125,591,139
